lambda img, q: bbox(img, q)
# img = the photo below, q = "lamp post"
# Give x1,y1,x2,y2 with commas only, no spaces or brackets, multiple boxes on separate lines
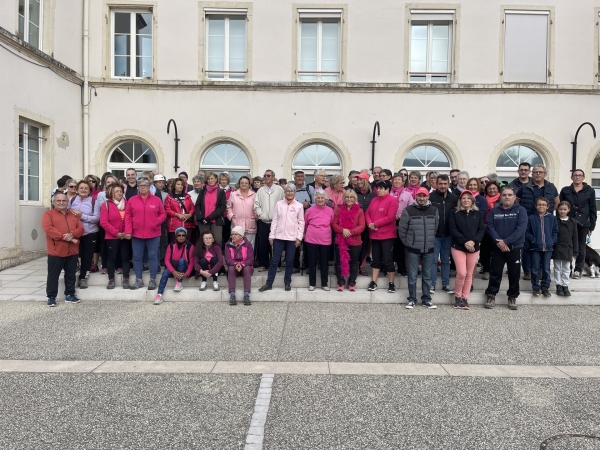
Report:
167,119,180,173
371,121,380,171
571,122,596,172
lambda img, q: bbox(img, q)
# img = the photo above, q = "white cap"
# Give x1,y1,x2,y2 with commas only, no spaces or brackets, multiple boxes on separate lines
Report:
154,174,166,182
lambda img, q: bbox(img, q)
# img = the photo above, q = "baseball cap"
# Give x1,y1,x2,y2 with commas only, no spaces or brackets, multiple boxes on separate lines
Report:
357,173,370,180
154,174,166,182
416,187,430,196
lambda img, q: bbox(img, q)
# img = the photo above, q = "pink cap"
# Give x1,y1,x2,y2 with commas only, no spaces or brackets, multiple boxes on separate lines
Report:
415,187,430,196
357,173,371,180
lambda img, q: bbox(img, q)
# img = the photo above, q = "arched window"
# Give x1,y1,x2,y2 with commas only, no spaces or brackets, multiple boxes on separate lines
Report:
201,142,251,187
107,140,158,179
496,144,544,184
292,143,342,183
402,144,451,179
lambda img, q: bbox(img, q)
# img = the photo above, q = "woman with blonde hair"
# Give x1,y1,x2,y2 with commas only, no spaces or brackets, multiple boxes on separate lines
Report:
325,174,346,209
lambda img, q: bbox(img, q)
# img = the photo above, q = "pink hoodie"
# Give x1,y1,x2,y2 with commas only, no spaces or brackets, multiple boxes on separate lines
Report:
365,193,398,240
304,205,334,245
124,194,166,238
269,199,305,241
226,189,257,234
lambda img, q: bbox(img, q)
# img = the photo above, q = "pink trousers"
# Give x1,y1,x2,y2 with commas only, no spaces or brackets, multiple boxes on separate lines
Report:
451,248,480,299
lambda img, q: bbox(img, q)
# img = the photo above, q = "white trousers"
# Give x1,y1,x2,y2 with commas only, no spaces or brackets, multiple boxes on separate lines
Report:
553,259,570,286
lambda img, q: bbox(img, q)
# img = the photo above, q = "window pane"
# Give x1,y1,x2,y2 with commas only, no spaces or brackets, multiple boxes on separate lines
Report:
114,13,130,34
431,61,449,73
28,23,39,48
208,35,225,58
136,57,152,77
229,149,250,166
113,142,134,162
114,56,130,77
19,125,24,201
410,75,426,82
432,23,449,39
19,0,25,16
410,39,427,66
321,21,338,39
28,176,40,201
28,149,40,176
322,37,338,61
114,34,130,55
29,0,40,26
293,144,340,170
593,154,600,169
229,16,245,36
208,16,225,35
136,13,152,34
136,35,152,56
293,149,314,166
411,23,427,39
229,35,245,59
497,146,520,167
301,20,318,38
18,0,25,38
431,39,448,63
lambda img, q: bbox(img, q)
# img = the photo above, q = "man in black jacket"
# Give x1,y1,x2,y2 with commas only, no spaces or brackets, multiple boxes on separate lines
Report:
429,174,458,295
559,169,598,278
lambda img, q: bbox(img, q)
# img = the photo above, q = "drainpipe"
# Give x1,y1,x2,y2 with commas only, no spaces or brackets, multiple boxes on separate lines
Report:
82,0,90,176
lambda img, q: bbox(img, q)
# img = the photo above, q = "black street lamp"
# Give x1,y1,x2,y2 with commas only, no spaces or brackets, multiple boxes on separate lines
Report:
371,121,380,171
167,119,180,173
571,122,596,172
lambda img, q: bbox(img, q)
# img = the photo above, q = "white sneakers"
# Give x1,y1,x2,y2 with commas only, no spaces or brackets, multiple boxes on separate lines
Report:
213,281,220,291
199,281,207,291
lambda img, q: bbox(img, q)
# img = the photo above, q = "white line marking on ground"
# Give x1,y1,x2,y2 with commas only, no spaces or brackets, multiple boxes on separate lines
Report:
245,373,274,450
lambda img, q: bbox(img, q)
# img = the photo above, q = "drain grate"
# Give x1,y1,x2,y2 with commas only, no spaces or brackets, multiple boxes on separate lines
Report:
540,434,600,449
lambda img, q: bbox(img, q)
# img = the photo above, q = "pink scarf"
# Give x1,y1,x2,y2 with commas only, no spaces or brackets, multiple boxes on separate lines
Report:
405,184,420,199
204,184,218,222
335,203,360,278
390,186,404,199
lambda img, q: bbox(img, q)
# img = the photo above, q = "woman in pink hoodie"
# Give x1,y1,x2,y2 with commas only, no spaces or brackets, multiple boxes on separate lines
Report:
304,189,334,290
365,180,398,293
226,176,258,248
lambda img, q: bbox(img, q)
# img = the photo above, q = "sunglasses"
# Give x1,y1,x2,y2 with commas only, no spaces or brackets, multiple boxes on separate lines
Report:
176,234,186,237
68,185,76,188
263,174,272,178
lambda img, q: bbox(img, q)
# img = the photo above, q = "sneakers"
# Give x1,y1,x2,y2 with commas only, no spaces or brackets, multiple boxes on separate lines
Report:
101,268,107,275
349,285,356,291
523,273,532,280
405,301,416,309
533,289,541,297
79,278,88,289
213,281,220,291
430,285,436,294
285,285,291,291
388,283,396,293
485,293,495,309
107,279,115,290
243,295,251,306
422,301,437,309
541,288,551,298
148,279,157,290
556,285,564,296
337,285,344,292
116,268,123,274
199,281,207,291
229,294,237,306
174,280,183,292
453,297,462,309
573,271,581,279
154,294,162,305
321,286,330,291
258,284,272,292
90,264,99,273
482,272,490,280
122,279,130,289
130,278,144,290
258,267,268,272
308,286,315,291
508,296,518,310
65,295,81,304
47,297,56,307
367,281,377,291
442,286,454,295
462,299,470,310
359,269,369,277
563,286,572,296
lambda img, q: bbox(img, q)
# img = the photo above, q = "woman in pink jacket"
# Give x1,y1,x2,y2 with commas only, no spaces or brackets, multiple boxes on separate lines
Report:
124,177,167,291
304,189,334,291
226,176,258,248
164,178,195,243
258,184,305,292
365,180,398,293
99,184,130,289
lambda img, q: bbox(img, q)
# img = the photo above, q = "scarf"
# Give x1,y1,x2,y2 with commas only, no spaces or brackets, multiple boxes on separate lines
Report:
325,187,344,208
335,203,360,278
486,192,500,211
113,198,125,211
405,184,420,198
390,186,405,198
173,192,187,213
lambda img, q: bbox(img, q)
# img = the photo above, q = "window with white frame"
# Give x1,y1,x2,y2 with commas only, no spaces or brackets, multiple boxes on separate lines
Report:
205,9,247,80
503,11,549,83
402,145,451,177
292,144,341,183
112,11,153,78
19,120,43,203
107,140,157,180
298,9,342,82
409,10,454,83
18,0,42,49
496,144,544,184
201,143,251,187
591,154,600,212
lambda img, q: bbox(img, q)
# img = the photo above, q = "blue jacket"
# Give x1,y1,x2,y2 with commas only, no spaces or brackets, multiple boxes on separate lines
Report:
516,181,559,215
487,203,528,249
474,194,488,221
526,213,558,252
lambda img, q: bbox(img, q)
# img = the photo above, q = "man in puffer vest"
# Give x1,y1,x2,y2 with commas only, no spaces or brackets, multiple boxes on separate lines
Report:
398,187,439,309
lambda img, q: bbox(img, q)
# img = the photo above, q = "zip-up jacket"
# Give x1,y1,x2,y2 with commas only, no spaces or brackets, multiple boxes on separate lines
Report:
224,237,254,267
195,188,227,226
552,217,579,260
353,187,375,212
165,194,196,232
486,203,528,248
193,243,224,275
559,183,597,231
165,242,195,276
449,208,485,252
269,199,305,241
42,208,84,257
99,199,128,240
332,206,365,247
124,194,167,238
365,193,398,240
398,200,439,254
227,189,258,234
69,196,101,235
429,190,458,237
516,180,559,215
254,184,284,223
304,204,334,245
507,176,531,193
526,212,558,252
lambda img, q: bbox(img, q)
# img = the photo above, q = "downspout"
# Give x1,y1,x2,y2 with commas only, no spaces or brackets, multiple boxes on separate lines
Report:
82,0,90,176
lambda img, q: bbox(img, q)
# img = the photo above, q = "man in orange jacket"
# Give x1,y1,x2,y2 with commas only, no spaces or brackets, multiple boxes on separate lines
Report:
41,192,84,306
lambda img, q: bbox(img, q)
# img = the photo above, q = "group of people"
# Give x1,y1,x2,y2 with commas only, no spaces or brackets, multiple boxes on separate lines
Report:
42,162,596,310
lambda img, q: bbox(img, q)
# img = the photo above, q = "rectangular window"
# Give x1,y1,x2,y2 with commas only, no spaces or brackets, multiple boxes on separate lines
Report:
298,9,341,82
112,11,153,78
19,121,42,204
409,11,454,83
17,0,42,49
503,11,549,83
205,10,247,80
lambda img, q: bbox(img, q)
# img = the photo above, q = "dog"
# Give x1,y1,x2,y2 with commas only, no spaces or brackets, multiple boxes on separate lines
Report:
572,245,600,278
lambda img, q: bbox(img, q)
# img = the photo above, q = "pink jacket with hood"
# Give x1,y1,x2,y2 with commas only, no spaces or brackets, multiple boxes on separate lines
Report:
226,189,258,234
269,199,305,241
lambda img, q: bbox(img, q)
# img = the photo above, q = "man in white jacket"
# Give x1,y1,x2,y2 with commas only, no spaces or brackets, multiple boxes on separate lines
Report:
254,169,284,271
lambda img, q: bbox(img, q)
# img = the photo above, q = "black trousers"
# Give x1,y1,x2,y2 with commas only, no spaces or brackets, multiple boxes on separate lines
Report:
335,244,361,286
575,225,589,272
78,232,98,279
46,255,78,298
293,241,308,269
359,227,370,268
105,239,131,279
257,220,272,269
371,238,396,272
479,231,494,273
393,236,406,274
306,242,329,287
198,256,219,281
485,246,521,298
99,227,108,269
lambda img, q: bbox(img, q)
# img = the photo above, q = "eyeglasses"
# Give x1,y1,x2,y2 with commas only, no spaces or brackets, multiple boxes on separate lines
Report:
54,200,68,203
532,171,545,175
263,174,272,178
176,234,187,238
68,185,76,188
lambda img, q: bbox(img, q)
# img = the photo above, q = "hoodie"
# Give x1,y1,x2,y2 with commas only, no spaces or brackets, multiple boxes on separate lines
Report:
486,203,528,249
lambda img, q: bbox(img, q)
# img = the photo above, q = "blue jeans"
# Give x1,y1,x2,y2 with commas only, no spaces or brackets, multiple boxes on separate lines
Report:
267,239,297,286
158,258,188,294
531,250,552,290
431,236,452,289
522,241,531,274
132,236,160,280
407,251,433,303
